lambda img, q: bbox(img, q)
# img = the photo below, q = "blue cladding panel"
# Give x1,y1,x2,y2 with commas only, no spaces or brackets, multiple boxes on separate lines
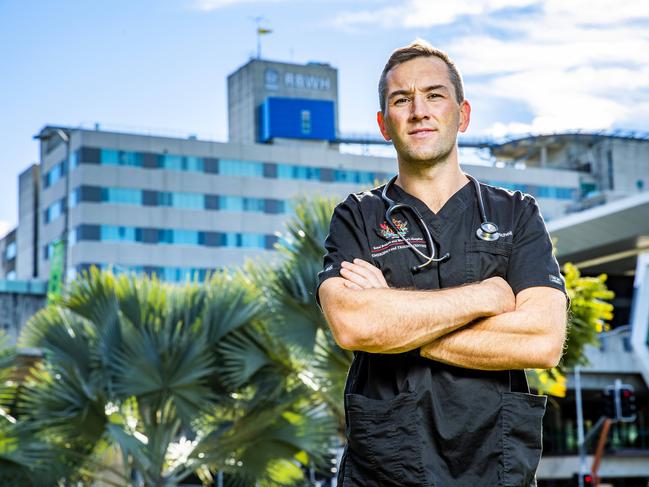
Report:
260,97,335,142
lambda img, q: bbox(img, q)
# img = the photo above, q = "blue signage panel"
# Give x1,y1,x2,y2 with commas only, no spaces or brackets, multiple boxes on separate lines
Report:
260,97,336,142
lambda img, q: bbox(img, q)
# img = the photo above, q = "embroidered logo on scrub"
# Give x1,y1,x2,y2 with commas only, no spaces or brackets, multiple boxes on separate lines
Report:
372,217,426,258
379,218,408,239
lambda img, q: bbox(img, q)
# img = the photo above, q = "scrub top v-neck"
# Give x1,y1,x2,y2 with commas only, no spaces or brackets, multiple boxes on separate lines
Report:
316,176,568,487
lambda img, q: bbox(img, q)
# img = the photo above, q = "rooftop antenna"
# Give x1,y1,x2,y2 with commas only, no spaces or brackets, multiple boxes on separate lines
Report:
252,16,272,59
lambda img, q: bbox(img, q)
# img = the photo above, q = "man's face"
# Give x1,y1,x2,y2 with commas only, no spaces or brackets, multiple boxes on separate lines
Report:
377,56,470,166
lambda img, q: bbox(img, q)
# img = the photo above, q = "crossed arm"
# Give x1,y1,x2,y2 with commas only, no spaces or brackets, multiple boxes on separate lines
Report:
318,259,567,370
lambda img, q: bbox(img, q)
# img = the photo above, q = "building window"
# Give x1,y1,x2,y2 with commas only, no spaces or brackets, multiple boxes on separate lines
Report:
277,164,321,181
43,159,67,188
301,110,311,134
100,226,138,242
101,187,143,205
160,155,204,172
5,242,16,260
44,199,65,224
101,149,143,167
218,159,264,178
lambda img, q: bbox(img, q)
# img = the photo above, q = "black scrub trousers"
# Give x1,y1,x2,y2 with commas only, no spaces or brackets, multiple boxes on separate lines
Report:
316,178,568,487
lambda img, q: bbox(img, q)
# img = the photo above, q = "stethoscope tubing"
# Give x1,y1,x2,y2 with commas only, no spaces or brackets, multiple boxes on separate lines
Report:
380,174,499,272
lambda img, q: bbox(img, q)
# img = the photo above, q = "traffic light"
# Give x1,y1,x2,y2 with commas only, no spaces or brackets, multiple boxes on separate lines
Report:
602,387,616,419
602,382,637,422
619,386,637,421
572,472,594,486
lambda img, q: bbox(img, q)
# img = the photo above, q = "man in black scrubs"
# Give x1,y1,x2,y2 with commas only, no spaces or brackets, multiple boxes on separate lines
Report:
317,40,568,486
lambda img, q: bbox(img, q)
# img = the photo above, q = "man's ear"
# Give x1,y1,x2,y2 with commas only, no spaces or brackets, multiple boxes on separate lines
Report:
377,111,391,141
458,100,471,133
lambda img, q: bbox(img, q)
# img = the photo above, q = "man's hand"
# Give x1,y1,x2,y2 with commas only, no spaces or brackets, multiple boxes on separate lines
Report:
479,277,516,315
340,258,389,289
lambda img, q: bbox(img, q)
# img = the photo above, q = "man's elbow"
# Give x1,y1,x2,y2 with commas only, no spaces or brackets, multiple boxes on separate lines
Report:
532,325,566,369
318,278,368,351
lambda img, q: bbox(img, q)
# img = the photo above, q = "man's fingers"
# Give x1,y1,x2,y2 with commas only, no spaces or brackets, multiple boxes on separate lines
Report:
352,259,389,287
341,260,388,289
343,280,362,290
342,261,379,285
340,267,372,288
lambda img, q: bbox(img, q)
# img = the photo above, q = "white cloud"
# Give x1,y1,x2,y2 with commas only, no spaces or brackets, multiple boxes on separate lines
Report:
192,0,284,12
0,221,13,240
333,0,539,30
334,0,649,135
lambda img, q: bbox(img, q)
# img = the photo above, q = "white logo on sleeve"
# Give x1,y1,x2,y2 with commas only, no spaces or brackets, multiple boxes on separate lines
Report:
324,264,333,272
549,274,563,285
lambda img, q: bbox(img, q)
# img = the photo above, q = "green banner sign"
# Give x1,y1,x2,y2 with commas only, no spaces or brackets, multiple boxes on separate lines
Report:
47,240,65,303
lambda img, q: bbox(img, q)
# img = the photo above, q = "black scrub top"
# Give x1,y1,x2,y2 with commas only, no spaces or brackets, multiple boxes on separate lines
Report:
316,177,567,487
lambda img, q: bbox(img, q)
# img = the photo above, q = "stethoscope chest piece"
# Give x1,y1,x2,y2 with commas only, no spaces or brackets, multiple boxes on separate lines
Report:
476,221,500,241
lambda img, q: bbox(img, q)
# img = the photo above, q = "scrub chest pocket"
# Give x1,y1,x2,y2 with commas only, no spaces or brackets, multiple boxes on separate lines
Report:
465,240,513,282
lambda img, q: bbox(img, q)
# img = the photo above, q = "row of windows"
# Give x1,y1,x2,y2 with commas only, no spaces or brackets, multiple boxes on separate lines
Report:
66,146,390,184
488,181,576,201
93,226,269,248
64,226,273,249
42,146,578,202
66,185,288,214
76,263,219,283
45,227,275,260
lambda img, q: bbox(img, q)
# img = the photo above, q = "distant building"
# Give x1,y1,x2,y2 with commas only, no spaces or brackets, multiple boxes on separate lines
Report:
1,55,649,485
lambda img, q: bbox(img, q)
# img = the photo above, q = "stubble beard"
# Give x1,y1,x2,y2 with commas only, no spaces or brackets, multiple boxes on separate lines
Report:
394,131,457,169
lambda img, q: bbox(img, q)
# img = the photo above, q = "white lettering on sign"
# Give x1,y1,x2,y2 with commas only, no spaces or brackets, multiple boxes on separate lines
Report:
283,72,331,91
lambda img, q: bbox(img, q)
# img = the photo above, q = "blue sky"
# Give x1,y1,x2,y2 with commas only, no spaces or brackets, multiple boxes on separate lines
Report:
2,0,649,237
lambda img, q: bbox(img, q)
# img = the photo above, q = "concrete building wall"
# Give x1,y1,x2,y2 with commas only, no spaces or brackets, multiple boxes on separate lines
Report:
0,290,46,346
16,165,39,279
228,59,338,144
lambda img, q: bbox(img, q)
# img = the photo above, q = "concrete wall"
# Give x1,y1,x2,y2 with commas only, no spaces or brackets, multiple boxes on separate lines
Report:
0,290,46,346
228,59,338,144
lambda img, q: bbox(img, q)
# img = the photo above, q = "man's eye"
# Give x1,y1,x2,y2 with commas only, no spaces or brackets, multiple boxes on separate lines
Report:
428,93,441,99
395,98,409,105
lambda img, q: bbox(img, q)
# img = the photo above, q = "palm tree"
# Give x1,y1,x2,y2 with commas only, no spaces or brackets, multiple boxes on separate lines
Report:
15,268,337,486
249,195,353,433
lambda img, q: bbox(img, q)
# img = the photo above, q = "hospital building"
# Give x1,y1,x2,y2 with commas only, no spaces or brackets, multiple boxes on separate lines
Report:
1,56,649,485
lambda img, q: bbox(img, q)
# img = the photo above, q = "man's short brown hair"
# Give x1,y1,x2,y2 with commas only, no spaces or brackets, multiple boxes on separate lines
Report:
378,39,464,113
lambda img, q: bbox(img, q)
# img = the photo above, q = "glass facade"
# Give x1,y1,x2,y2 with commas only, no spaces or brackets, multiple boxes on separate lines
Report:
277,163,321,181
219,195,268,213
334,169,383,185
487,180,576,201
101,187,142,205
159,155,204,172
68,185,287,213
158,191,204,209
73,224,273,250
43,159,67,188
44,199,65,224
68,146,578,201
219,159,265,177
100,149,143,167
77,263,218,283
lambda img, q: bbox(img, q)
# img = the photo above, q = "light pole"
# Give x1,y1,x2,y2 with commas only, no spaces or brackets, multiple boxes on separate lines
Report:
34,128,72,285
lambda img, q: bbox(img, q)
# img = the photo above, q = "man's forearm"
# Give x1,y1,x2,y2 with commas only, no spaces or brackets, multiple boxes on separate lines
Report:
320,278,509,354
419,291,567,370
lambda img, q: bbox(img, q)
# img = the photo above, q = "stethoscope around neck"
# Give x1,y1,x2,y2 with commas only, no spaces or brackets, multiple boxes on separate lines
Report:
381,174,500,273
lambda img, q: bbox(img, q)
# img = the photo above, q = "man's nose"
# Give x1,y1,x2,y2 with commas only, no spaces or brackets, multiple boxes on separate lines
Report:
409,94,429,121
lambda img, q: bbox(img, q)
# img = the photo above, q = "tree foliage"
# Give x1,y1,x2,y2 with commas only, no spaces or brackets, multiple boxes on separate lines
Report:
3,194,614,484
9,268,337,486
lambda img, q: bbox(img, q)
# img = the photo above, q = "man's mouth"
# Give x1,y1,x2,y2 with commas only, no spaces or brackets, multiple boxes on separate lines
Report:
408,128,436,137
